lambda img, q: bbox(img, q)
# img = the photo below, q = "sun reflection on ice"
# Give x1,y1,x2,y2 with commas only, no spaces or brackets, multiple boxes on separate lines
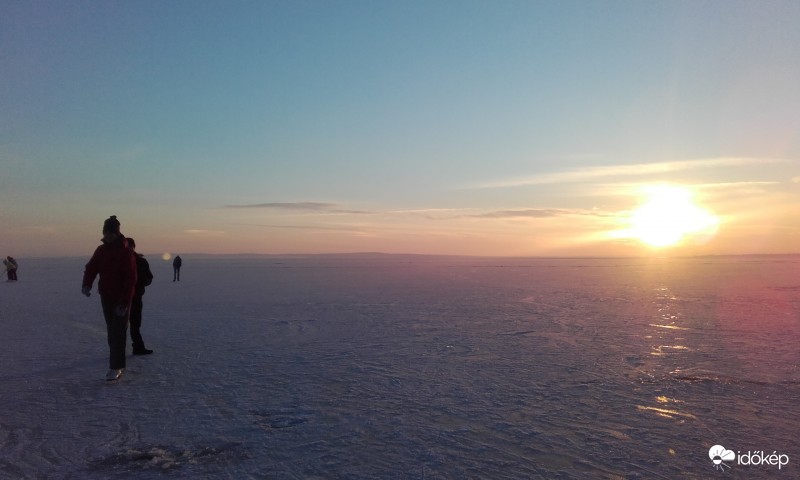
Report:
633,285,699,426
637,405,697,420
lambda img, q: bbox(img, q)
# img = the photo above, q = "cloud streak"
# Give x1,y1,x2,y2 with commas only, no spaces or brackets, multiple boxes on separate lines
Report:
185,229,226,236
223,202,374,215
448,208,617,220
475,157,789,189
224,202,336,211
232,223,372,235
468,209,572,219
222,203,617,225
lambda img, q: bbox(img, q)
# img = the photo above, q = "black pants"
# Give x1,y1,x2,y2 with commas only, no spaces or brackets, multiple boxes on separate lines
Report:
101,296,129,369
173,267,180,281
130,295,145,351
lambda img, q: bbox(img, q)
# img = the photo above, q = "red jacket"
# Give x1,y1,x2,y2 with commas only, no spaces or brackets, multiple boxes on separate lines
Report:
82,236,137,305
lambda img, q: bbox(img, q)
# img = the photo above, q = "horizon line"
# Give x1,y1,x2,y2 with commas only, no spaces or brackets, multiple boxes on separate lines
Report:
20,251,800,261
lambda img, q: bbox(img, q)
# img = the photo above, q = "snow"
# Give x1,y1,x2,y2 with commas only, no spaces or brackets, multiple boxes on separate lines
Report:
1,254,798,479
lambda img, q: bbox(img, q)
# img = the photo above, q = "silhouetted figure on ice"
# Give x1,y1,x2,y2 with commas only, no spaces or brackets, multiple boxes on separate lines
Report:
173,255,182,282
82,216,137,381
4,256,18,281
127,238,154,355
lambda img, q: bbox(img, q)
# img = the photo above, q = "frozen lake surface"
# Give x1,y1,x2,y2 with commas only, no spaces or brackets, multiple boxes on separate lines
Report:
1,254,798,479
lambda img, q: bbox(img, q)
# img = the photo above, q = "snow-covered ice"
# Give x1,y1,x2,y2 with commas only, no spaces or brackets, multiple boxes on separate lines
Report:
1,254,798,479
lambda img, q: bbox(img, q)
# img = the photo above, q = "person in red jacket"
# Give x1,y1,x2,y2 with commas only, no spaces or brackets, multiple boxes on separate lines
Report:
82,215,137,381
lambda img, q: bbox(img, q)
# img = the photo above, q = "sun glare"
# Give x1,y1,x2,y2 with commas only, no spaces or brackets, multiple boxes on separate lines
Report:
623,185,719,248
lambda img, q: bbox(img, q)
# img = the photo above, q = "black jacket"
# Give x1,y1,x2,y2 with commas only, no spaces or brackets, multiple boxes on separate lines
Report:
134,254,153,297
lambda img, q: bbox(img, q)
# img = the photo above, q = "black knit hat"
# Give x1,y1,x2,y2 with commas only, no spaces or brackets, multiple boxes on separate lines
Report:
103,215,121,234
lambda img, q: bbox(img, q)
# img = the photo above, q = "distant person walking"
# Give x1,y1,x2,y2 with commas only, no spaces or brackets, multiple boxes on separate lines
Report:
4,256,18,281
173,255,182,282
82,216,137,381
127,238,154,355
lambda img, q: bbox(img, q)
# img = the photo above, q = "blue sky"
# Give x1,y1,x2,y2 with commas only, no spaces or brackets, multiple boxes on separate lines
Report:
2,1,799,257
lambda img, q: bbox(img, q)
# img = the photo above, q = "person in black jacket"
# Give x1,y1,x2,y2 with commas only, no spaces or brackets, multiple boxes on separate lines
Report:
127,238,154,355
172,255,182,282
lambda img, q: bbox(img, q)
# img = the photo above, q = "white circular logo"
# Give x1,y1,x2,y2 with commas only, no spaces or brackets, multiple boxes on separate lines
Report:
709,445,735,471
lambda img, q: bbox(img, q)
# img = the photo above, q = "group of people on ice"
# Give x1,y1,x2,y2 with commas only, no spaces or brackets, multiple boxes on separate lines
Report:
81,215,182,381
4,256,18,281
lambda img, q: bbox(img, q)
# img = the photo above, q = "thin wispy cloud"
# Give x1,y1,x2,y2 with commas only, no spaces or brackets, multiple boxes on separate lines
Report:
224,202,336,210
466,208,616,220
468,209,571,219
234,223,371,234
694,181,780,189
222,202,374,215
792,176,800,184
331,209,376,215
185,229,227,236
587,180,782,199
475,157,789,189
693,181,781,198
235,223,338,230
389,208,465,215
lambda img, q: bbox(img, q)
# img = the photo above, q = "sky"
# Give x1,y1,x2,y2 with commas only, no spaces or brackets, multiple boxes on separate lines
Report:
2,0,799,258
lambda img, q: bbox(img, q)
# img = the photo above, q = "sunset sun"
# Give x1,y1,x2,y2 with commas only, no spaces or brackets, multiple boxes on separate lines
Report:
625,185,719,248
